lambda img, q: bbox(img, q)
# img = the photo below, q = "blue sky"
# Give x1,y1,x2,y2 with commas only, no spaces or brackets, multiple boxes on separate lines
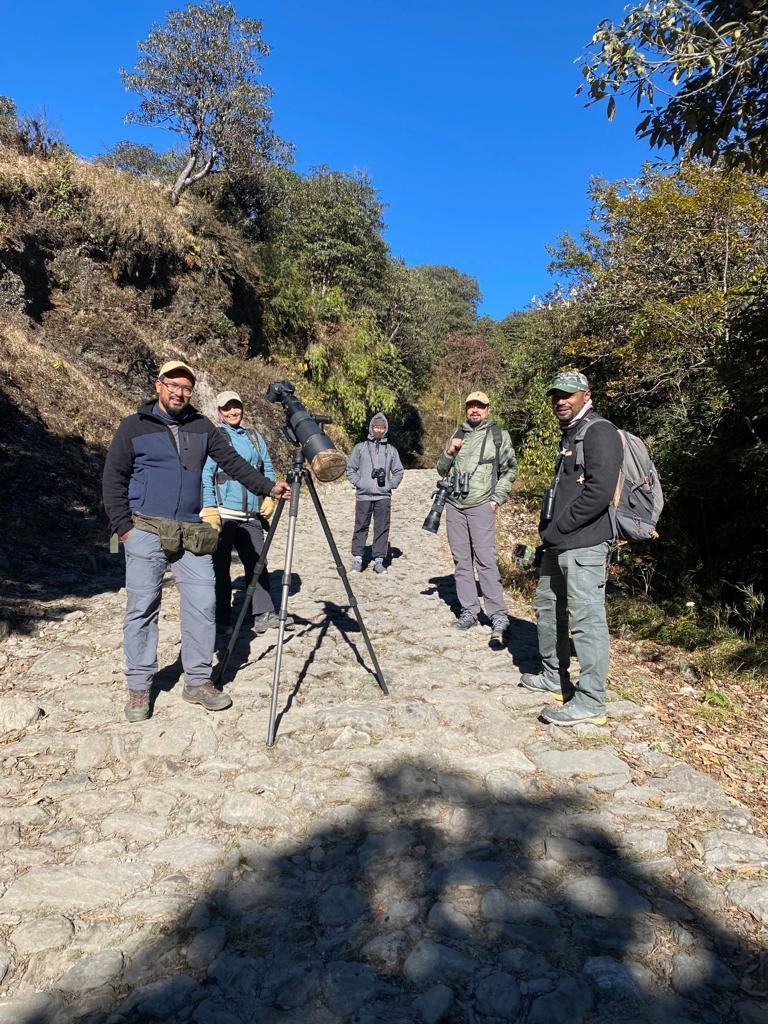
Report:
1,1,652,318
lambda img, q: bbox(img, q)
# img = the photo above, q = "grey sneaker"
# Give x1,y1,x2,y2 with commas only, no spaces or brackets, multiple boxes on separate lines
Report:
266,611,294,629
350,556,363,573
182,682,232,712
490,614,509,645
454,610,478,630
124,689,151,723
373,559,387,574
519,673,565,702
250,613,272,634
540,703,607,727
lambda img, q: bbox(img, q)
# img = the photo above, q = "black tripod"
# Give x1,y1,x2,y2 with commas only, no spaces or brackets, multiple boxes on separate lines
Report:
215,445,388,746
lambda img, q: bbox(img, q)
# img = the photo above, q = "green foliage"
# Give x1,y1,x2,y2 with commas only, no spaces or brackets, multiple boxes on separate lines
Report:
517,372,561,489
701,687,733,711
96,141,184,182
535,161,768,634
263,165,388,306
0,96,17,147
580,1,768,172
42,152,83,222
305,311,399,430
120,0,291,203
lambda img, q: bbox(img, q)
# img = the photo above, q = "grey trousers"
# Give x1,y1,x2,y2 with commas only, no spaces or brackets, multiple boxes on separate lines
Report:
445,501,506,618
123,528,215,692
534,542,611,709
352,498,391,560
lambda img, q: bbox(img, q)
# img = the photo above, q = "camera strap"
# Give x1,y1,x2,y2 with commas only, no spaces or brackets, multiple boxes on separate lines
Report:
549,444,567,497
367,440,387,476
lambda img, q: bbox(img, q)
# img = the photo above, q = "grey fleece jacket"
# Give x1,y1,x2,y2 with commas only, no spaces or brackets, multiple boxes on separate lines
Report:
346,413,405,501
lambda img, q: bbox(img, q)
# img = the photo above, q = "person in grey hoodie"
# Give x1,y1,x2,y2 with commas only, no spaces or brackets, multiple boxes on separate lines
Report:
346,413,404,573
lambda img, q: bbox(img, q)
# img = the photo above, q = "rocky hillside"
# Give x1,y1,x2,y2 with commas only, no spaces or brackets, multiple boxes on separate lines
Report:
0,145,338,623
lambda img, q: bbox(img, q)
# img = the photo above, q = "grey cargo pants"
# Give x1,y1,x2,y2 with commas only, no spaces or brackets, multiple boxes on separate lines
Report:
123,528,216,692
445,501,506,618
352,498,391,561
534,542,611,709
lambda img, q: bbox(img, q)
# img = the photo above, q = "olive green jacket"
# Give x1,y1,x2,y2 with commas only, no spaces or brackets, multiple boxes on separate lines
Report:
436,419,517,509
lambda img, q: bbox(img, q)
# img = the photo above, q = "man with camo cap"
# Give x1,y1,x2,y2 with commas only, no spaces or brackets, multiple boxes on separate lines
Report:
520,370,622,726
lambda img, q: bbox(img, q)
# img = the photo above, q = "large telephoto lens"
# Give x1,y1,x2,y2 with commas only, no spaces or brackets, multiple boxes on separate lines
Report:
422,479,451,534
266,381,347,482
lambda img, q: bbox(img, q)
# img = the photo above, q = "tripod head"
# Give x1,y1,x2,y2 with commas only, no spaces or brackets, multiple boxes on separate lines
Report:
266,380,346,482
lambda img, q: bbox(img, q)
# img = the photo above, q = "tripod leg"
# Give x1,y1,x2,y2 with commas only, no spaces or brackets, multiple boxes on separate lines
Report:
304,474,389,696
215,499,286,684
266,473,303,746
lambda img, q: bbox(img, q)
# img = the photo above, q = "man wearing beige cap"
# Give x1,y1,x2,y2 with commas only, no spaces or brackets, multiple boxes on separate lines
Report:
436,391,517,644
202,390,282,636
102,361,291,723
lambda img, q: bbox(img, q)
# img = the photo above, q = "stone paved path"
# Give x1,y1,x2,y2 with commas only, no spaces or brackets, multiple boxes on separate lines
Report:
0,470,766,1024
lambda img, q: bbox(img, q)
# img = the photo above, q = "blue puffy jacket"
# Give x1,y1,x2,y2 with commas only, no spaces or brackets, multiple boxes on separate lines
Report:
202,424,274,516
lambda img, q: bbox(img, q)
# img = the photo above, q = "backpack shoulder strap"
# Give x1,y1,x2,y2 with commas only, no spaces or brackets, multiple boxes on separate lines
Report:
245,429,265,469
476,422,504,487
491,423,503,487
571,413,614,470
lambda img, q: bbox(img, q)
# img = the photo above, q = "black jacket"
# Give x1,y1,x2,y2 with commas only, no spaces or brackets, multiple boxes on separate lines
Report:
540,410,623,551
102,400,275,537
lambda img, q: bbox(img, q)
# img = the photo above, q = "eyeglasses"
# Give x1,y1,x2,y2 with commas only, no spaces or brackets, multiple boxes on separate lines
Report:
159,378,194,395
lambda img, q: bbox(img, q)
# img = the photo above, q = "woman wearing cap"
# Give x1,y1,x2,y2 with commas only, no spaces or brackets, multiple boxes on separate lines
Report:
202,391,283,636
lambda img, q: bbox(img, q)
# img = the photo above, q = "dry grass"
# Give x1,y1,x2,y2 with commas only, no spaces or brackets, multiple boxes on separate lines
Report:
0,144,221,272
75,160,196,264
0,318,130,445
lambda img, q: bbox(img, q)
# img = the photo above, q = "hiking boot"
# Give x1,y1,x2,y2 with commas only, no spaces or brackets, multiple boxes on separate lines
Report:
540,702,607,727
124,689,151,723
373,559,387,574
182,682,232,712
250,613,272,634
490,614,509,646
266,611,294,629
350,556,363,573
453,610,478,630
519,673,565,702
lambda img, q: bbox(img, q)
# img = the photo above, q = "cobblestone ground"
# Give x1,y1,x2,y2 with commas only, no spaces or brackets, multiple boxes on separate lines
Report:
0,470,767,1024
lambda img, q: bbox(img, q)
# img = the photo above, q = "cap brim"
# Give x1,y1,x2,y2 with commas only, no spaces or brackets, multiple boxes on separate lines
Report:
547,386,580,396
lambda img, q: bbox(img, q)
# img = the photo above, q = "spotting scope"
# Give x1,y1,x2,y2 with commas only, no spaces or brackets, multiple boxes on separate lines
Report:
265,380,347,482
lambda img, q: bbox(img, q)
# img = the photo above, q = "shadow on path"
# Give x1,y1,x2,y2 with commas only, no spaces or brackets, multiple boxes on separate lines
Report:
13,760,765,1023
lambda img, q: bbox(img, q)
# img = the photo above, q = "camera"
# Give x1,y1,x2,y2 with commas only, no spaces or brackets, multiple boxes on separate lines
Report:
371,467,386,487
422,478,452,534
265,380,346,482
513,543,543,571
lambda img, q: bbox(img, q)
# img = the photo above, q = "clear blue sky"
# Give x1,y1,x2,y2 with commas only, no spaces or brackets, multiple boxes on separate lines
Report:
1,0,651,319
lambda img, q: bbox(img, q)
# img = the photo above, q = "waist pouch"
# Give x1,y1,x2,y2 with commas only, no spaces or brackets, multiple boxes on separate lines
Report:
132,513,219,556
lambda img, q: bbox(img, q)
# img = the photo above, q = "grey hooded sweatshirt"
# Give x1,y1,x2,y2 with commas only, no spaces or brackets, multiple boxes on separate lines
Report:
346,413,405,501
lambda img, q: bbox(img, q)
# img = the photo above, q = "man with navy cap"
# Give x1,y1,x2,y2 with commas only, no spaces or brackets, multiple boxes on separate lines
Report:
520,371,622,726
